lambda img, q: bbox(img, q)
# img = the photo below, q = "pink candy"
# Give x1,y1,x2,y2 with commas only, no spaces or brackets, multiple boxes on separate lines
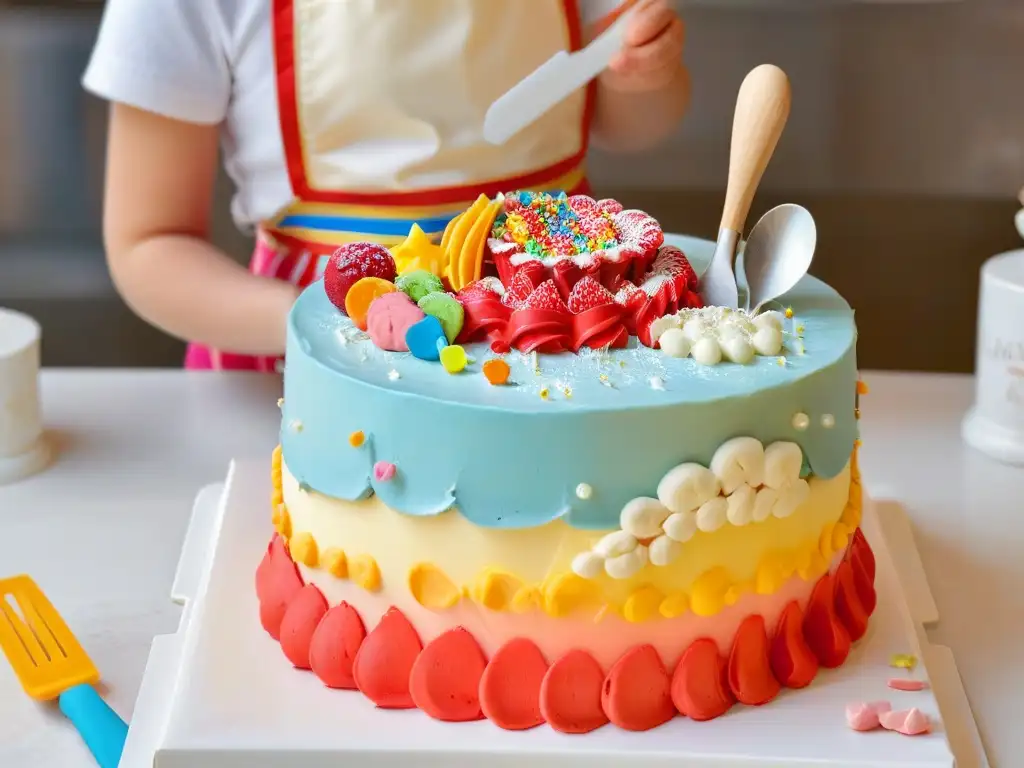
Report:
373,461,396,482
366,292,424,352
846,701,932,736
879,708,932,736
845,701,892,731
888,678,929,692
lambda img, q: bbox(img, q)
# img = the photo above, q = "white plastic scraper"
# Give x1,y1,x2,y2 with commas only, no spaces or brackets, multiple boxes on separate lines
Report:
483,2,637,146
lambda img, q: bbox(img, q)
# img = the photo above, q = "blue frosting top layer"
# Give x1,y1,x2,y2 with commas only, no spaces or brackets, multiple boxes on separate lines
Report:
281,235,858,530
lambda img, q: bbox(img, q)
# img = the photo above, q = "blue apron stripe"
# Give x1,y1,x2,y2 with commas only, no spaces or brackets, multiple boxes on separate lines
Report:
277,186,571,239
277,213,458,237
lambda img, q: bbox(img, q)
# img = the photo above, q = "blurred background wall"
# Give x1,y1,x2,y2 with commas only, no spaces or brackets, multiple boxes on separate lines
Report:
0,0,1021,370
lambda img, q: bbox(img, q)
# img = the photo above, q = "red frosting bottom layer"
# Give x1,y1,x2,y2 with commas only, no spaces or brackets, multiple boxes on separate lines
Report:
256,529,877,733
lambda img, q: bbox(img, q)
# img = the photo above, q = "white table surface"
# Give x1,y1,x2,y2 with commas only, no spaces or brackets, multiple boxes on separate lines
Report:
0,369,1018,767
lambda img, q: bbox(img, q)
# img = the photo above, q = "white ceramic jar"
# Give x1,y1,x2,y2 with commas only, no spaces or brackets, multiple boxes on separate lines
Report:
962,248,1024,465
0,308,50,483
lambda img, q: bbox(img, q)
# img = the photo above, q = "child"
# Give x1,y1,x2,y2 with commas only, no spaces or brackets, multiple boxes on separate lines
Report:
84,0,689,371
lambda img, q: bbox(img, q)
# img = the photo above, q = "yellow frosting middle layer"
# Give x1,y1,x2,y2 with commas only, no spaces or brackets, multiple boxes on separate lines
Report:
280,457,852,621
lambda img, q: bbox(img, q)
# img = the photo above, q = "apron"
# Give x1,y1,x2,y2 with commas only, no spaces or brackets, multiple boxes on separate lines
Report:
185,0,595,371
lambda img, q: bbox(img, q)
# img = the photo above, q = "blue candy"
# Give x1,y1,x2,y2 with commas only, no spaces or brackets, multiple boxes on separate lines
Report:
405,315,448,362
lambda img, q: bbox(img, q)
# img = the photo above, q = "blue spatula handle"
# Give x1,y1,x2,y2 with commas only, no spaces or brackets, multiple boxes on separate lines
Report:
58,684,129,768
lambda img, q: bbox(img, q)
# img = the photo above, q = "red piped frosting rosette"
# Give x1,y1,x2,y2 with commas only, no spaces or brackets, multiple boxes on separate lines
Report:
504,279,574,354
454,277,510,347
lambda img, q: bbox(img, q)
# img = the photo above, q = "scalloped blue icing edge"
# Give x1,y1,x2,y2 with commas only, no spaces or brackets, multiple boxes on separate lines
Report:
281,234,858,530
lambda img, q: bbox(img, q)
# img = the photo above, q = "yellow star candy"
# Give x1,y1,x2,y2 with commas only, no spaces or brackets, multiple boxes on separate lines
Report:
390,223,447,277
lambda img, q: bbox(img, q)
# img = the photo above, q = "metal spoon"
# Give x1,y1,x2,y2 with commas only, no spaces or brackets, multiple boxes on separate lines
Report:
742,203,817,313
700,64,792,308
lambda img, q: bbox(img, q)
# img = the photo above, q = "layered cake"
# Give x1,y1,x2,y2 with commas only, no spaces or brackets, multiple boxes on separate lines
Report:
257,192,874,733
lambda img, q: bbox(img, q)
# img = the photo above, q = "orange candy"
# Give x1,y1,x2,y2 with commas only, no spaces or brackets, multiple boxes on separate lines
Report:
482,358,511,386
345,277,397,331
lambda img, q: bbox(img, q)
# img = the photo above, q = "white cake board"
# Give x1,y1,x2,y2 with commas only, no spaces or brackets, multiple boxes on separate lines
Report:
119,461,988,768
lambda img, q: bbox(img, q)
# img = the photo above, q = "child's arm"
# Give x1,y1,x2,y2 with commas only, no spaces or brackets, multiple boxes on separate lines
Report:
104,104,298,355
588,0,690,153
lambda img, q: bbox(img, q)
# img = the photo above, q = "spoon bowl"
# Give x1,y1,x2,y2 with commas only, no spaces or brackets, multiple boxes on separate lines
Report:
742,203,817,313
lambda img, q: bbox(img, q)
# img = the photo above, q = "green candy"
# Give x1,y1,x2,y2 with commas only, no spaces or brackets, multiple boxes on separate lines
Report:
417,291,464,343
395,270,444,303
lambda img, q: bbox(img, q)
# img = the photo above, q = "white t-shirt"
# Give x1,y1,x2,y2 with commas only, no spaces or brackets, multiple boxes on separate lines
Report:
83,0,620,232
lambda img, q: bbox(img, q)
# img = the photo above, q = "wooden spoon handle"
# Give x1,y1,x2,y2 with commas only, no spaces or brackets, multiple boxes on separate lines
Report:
720,64,792,233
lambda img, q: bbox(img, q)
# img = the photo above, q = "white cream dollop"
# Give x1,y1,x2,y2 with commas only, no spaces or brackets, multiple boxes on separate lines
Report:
752,486,778,522
753,310,785,331
696,497,728,532
682,316,707,343
763,441,804,490
620,497,671,539
710,436,766,493
691,336,722,366
752,326,784,356
653,306,787,366
659,327,691,359
594,530,638,558
571,551,604,579
772,478,810,518
605,544,648,580
657,463,720,514
663,510,698,542
649,315,682,344
721,335,755,364
726,484,756,526
648,535,682,567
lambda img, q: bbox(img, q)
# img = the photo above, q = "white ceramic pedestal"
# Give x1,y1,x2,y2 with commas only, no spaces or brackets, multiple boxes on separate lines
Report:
118,461,988,768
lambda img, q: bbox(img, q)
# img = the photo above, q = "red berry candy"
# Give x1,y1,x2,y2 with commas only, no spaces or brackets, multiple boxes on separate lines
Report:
324,242,397,314
567,276,615,314
522,280,568,313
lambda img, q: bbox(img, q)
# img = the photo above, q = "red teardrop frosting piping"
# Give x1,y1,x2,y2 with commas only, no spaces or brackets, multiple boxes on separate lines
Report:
409,627,488,722
255,537,274,597
834,560,870,642
852,528,876,581
256,535,304,641
849,531,877,616
851,553,877,617
670,637,735,721
803,573,852,668
352,607,423,709
770,601,818,689
505,308,573,354
727,615,782,706
309,601,367,689
479,638,549,730
258,530,873,731
601,644,676,731
279,583,328,669
572,304,629,352
540,649,609,734
455,293,510,345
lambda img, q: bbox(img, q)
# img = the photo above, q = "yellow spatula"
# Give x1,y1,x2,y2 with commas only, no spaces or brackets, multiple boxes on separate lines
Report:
0,574,128,768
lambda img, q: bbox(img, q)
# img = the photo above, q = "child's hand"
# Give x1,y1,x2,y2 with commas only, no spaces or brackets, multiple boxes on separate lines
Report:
602,0,685,93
